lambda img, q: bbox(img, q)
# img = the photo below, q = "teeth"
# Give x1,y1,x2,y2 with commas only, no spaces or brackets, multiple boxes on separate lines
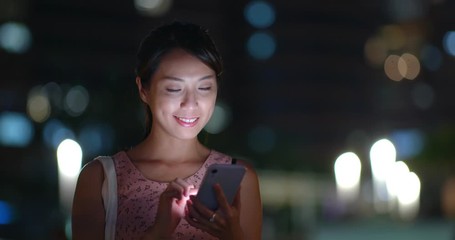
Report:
178,117,197,123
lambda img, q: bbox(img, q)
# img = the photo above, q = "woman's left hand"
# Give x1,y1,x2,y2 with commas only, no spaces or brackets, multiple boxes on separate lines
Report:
185,184,243,240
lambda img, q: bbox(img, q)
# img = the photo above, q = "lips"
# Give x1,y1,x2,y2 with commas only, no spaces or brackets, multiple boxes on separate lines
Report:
175,116,199,127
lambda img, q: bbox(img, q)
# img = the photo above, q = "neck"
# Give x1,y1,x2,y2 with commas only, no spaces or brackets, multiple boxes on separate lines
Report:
131,130,209,163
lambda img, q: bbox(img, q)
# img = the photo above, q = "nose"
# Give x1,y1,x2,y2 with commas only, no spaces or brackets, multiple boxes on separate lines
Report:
180,90,198,109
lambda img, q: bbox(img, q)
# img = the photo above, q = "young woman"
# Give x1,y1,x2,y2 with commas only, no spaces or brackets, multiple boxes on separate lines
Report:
71,21,262,240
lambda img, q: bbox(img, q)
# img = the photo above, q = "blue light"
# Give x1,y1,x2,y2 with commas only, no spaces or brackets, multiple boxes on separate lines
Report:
391,129,424,159
247,31,276,60
0,22,32,54
443,31,455,57
79,123,114,156
0,112,34,147
421,45,442,71
0,200,13,225
244,1,275,29
43,119,75,149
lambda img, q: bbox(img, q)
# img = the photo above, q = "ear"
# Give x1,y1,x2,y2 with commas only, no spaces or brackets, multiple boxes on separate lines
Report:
136,76,148,103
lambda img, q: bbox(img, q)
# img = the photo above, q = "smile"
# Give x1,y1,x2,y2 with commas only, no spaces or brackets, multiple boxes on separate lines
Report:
175,116,199,127
178,117,197,123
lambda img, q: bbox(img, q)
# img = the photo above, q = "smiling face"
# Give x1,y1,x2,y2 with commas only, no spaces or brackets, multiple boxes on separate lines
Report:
138,48,218,140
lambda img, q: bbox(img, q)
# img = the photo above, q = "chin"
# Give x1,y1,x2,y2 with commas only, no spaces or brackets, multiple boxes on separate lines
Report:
175,130,202,140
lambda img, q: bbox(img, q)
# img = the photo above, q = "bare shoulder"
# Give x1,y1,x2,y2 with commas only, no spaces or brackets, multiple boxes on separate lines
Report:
78,159,104,182
234,159,260,193
72,158,106,239
235,159,258,178
74,158,105,202
234,158,263,239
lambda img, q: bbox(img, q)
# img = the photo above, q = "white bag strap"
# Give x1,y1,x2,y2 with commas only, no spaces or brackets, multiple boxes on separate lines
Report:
97,156,117,240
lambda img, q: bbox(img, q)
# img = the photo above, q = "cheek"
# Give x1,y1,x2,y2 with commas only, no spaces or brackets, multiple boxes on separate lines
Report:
202,97,217,114
150,98,178,115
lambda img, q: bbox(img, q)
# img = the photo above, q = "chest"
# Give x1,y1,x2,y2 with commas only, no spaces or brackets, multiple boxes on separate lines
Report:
133,160,204,182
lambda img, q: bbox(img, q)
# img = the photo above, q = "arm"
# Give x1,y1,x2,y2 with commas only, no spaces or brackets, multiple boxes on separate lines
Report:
237,160,262,240
72,160,105,240
185,160,263,240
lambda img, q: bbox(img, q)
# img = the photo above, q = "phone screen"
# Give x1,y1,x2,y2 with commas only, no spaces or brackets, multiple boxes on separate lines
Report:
196,164,246,210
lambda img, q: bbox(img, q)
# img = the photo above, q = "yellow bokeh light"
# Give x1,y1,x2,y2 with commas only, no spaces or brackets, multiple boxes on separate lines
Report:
27,92,51,123
364,37,388,67
384,55,403,81
400,53,421,80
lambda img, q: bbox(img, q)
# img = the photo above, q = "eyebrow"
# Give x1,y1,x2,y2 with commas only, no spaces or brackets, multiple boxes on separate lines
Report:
161,74,216,82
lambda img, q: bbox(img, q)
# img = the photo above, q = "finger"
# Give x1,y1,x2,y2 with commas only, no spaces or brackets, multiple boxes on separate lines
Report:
185,213,217,236
189,195,215,220
174,178,195,197
168,181,184,200
174,178,194,197
160,189,181,202
232,186,241,210
186,200,212,225
213,183,231,211
188,187,198,196
185,202,220,235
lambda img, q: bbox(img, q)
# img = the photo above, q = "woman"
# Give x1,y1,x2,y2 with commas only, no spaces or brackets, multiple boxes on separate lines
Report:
71,21,262,240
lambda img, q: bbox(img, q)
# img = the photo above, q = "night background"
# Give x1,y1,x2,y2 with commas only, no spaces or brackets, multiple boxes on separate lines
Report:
1,0,455,239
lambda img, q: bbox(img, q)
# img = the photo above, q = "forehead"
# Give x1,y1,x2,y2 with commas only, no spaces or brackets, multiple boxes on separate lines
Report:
154,48,215,79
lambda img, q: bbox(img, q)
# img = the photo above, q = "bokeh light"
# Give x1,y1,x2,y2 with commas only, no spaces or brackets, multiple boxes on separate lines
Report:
397,171,420,205
411,82,435,110
384,53,420,81
0,200,14,225
442,31,455,57
247,31,276,60
134,0,172,17
57,139,83,178
384,55,403,81
396,171,421,220
364,37,388,67
0,21,32,54
0,111,34,147
370,138,396,212
244,1,275,29
390,129,424,159
43,119,76,149
386,161,410,199
43,82,63,110
370,139,396,182
420,44,443,71
79,123,115,157
27,86,51,123
441,178,455,218
57,139,83,215
204,102,232,134
399,53,420,80
64,85,90,117
334,152,362,203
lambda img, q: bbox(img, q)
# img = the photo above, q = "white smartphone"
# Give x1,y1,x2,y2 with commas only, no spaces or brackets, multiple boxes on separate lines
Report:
196,163,246,211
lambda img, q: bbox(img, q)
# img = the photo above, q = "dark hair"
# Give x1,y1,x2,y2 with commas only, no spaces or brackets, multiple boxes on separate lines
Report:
135,21,223,136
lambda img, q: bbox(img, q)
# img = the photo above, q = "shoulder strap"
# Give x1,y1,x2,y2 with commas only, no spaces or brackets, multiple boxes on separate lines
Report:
97,156,117,240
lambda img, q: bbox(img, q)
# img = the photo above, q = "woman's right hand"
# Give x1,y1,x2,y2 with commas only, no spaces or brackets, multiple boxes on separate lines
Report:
142,178,195,239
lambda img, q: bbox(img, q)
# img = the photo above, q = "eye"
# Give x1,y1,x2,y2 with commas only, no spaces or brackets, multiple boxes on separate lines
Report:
166,88,181,93
198,86,212,91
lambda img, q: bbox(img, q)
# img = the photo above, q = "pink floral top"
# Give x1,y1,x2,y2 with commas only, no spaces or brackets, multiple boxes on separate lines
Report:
112,150,231,240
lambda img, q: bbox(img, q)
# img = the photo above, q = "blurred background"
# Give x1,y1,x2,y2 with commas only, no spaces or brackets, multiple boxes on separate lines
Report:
1,0,455,239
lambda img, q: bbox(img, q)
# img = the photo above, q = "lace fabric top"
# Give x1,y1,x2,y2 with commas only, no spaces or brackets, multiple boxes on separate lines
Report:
112,150,231,240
